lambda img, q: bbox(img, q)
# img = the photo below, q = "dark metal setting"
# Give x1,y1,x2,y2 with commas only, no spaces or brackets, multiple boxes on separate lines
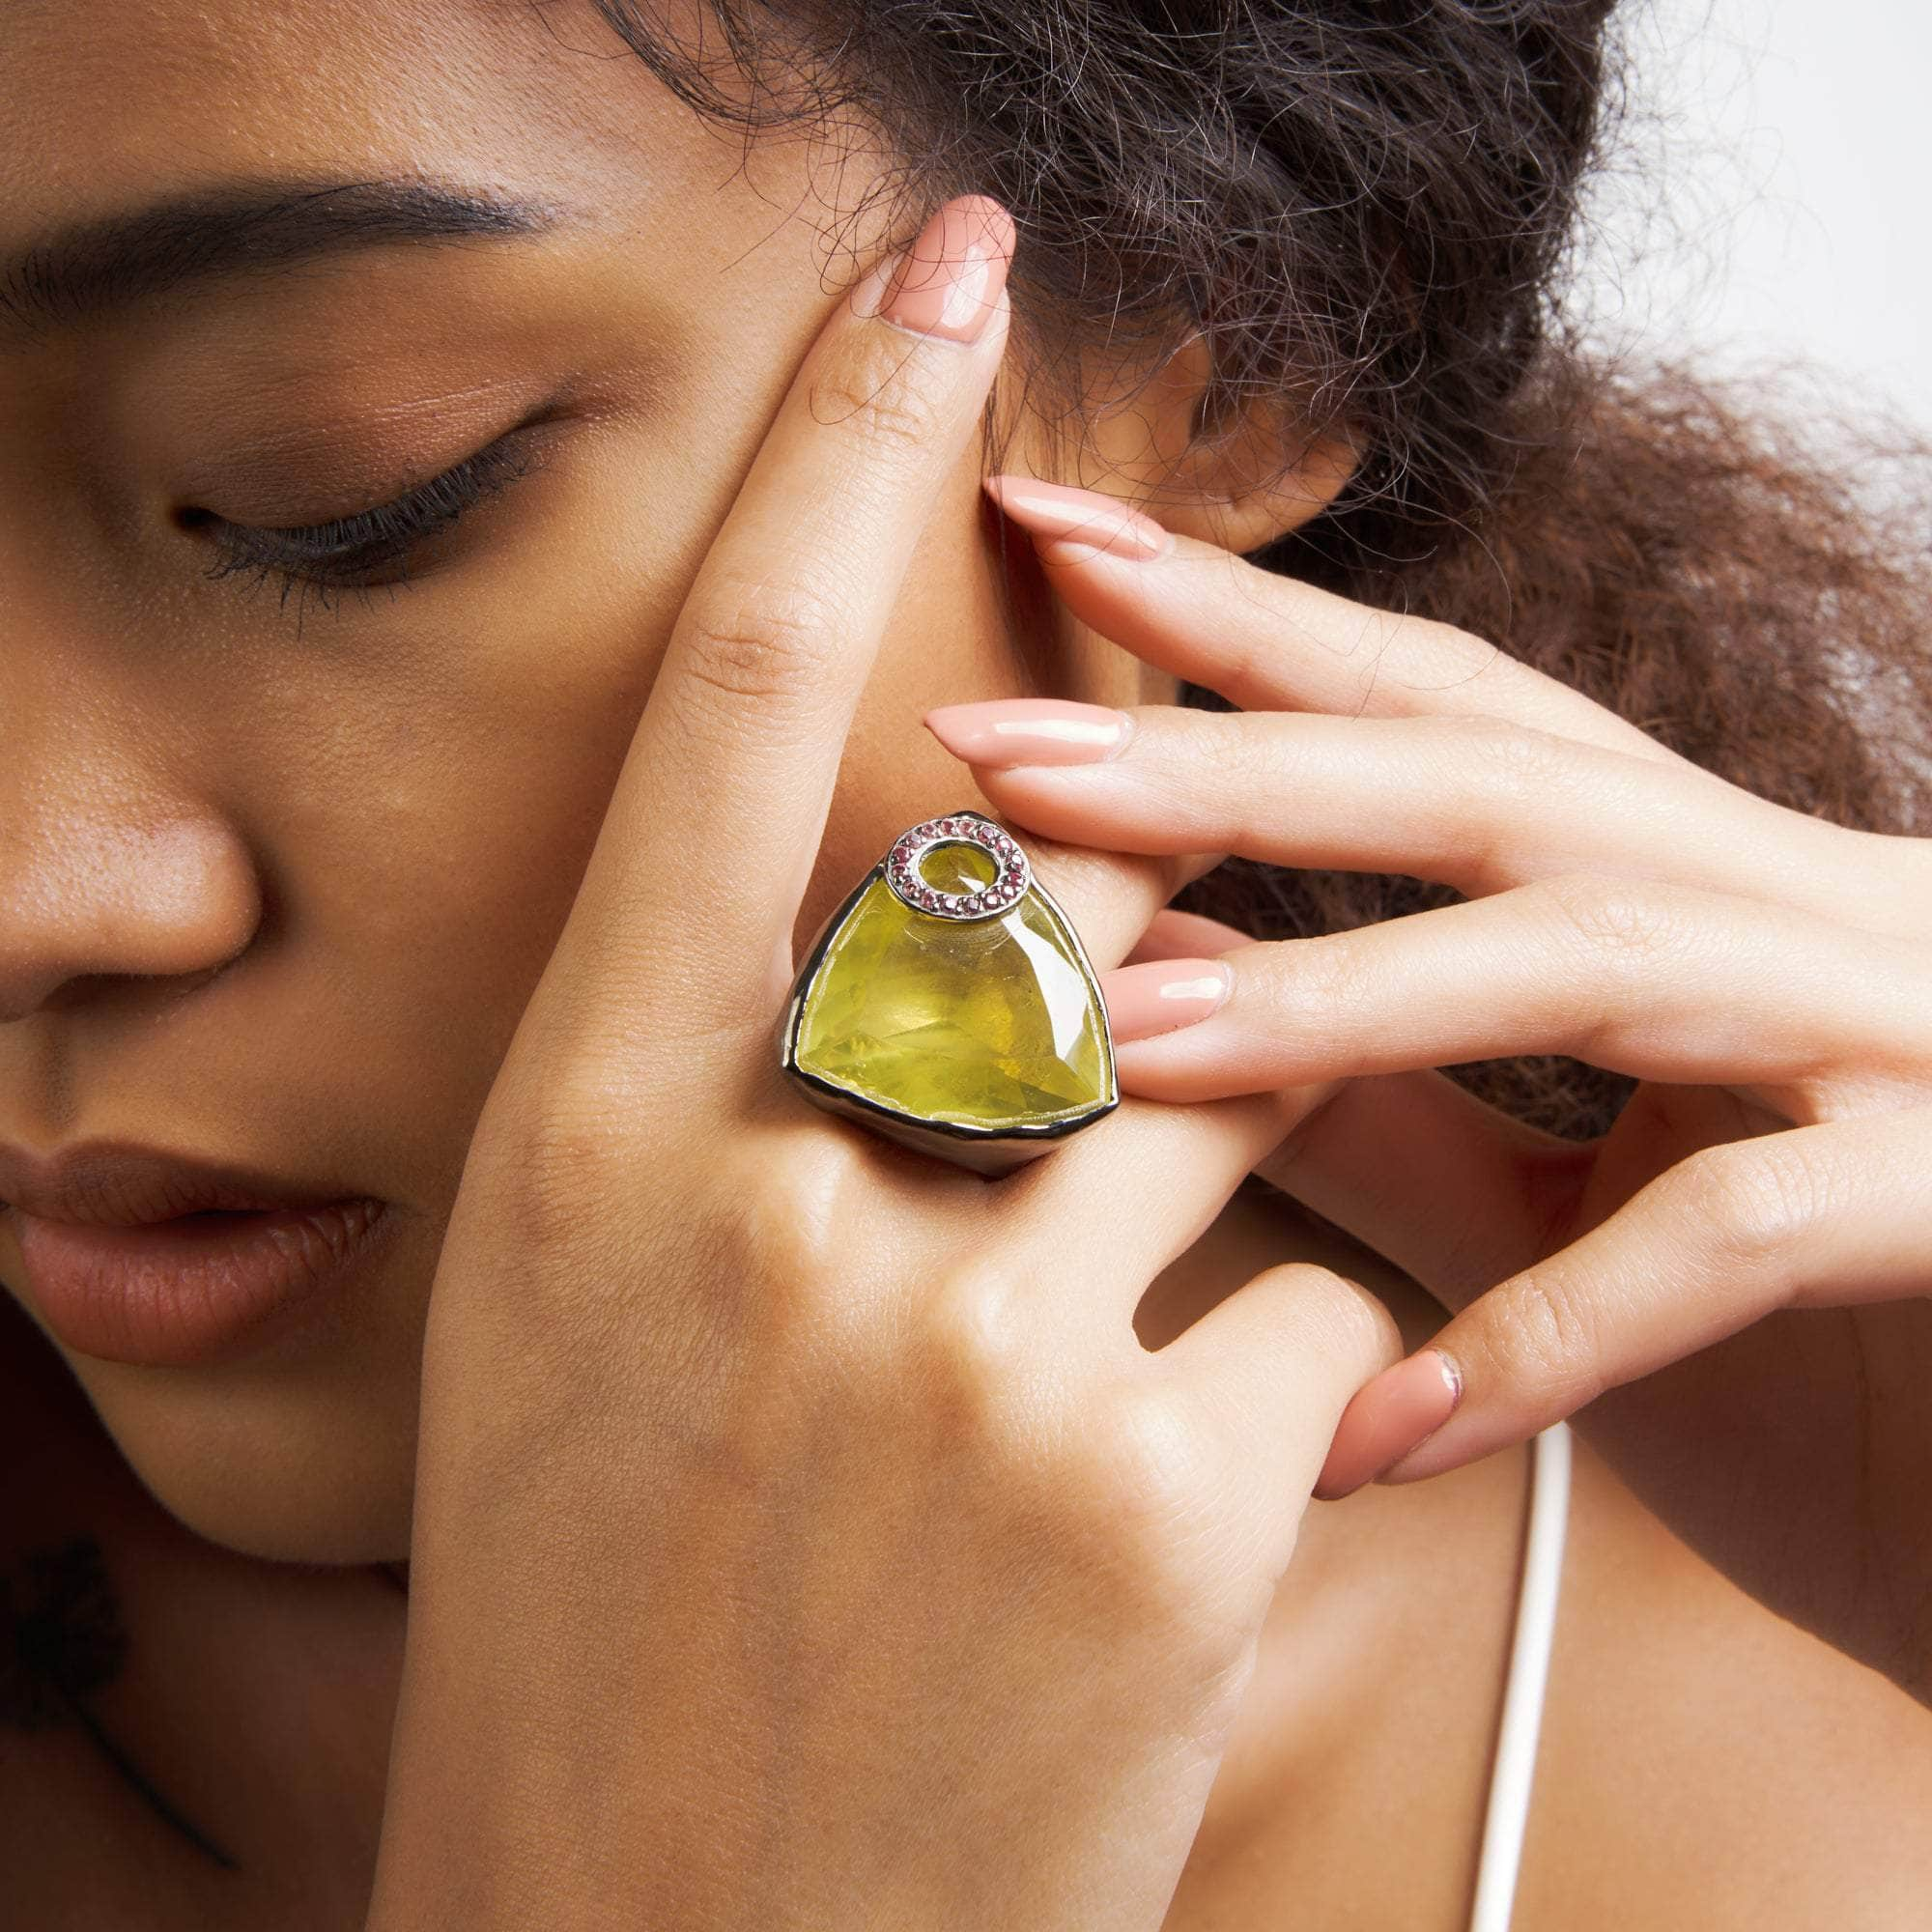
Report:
779,809,1119,1179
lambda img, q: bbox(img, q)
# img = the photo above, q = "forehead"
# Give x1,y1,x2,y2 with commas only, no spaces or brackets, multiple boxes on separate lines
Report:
1,0,729,246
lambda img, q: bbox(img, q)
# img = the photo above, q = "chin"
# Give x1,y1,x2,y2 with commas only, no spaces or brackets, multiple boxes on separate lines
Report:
85,1356,420,1567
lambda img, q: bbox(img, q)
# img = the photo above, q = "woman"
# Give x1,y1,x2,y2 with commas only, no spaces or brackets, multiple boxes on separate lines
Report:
3,0,1929,1924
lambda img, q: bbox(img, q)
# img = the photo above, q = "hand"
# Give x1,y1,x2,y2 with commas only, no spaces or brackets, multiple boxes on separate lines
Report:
365,200,1398,1932
924,476,1932,1685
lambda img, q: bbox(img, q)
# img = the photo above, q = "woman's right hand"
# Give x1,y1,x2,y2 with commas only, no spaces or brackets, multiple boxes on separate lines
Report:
362,194,1396,1932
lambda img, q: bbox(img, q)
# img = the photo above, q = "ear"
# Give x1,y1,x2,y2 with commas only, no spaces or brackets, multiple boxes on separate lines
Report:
1083,328,1362,555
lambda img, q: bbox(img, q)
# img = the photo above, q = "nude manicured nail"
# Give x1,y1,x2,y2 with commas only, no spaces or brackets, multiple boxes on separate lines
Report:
923,696,1136,765
982,475,1175,561
1099,958,1236,1041
1313,1350,1464,1502
852,195,1015,344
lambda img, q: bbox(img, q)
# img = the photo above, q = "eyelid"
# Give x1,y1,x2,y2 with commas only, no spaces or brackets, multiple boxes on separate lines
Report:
213,417,547,536
191,372,571,497
189,421,554,622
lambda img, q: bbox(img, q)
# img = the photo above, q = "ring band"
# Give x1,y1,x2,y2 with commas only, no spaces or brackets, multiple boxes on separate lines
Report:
779,810,1119,1176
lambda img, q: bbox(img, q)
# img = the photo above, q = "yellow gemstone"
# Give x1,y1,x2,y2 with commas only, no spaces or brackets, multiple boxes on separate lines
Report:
792,848,1116,1132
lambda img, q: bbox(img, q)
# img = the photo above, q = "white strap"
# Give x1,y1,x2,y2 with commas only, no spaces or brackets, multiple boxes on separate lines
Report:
1467,1421,1573,1932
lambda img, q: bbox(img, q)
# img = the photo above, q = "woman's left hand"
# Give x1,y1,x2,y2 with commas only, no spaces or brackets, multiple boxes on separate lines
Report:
923,475,1932,1626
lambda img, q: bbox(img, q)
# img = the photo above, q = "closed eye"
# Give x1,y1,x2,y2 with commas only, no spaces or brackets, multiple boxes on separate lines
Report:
181,430,545,629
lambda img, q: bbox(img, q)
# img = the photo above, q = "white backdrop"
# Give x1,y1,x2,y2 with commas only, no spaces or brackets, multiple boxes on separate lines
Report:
1577,0,1931,433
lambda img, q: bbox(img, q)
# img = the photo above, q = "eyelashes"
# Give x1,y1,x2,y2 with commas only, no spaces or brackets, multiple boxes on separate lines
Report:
186,432,544,627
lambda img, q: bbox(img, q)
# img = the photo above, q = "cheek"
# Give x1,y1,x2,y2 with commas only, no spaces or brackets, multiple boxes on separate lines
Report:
295,418,723,1063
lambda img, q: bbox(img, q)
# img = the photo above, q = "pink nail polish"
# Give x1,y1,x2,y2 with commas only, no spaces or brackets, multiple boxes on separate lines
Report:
982,475,1174,561
855,195,1015,344
1313,1350,1463,1502
923,696,1136,766
1099,958,1235,1041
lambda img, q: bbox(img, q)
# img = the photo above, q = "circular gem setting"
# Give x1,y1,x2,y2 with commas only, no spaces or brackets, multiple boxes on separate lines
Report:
885,813,1031,921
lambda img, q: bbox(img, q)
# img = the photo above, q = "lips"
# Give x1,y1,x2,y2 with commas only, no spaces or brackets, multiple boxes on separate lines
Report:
0,1135,353,1228
8,1196,394,1366
0,1135,394,1365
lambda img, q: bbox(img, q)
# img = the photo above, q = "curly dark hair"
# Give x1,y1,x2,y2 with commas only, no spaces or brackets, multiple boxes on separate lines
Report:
582,0,1932,1137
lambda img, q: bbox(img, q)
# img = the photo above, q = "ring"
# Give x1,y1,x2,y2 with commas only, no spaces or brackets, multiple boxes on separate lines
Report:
779,809,1119,1176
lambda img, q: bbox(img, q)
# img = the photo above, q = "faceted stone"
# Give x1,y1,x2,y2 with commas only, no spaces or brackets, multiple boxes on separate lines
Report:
792,849,1116,1132
917,841,992,893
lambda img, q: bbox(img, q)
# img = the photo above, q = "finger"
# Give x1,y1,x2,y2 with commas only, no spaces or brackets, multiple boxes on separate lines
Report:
1098,914,1599,1339
952,706,1897,935
1094,874,1932,1096
1315,1108,1932,1495
981,832,1225,980
981,479,1686,764
1157,1261,1404,1578
1121,907,1254,966
535,196,1016,1051
1255,1067,1591,1311
996,1074,1347,1337
1101,910,1588,1315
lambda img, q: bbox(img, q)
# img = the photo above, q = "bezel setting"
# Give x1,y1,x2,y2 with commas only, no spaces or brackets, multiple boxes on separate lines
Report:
778,808,1119,1178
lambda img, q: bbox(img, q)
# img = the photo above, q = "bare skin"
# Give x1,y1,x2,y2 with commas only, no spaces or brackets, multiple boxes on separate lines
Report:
3,2,1929,1925
6,1204,1931,1929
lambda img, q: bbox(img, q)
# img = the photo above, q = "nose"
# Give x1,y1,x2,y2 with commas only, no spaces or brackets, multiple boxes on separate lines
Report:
0,449,268,1027
0,686,260,1025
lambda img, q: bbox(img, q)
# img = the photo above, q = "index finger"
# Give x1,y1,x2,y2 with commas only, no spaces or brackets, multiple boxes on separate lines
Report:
541,195,1016,1048
982,486,1688,767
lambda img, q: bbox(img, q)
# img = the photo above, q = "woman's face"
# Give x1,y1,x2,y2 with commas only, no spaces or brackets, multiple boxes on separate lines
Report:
0,0,1172,1561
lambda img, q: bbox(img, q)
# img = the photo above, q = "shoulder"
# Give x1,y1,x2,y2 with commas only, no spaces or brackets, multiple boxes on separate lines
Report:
1514,1439,1932,1929
1166,1427,1932,1930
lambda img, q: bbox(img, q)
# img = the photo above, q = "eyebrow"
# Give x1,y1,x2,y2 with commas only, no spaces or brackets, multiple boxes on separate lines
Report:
0,177,571,345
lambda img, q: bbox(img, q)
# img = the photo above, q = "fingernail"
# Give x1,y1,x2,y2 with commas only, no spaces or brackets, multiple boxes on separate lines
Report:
982,475,1175,563
851,194,1015,344
923,696,1136,766
1313,1349,1463,1502
1098,957,1235,1041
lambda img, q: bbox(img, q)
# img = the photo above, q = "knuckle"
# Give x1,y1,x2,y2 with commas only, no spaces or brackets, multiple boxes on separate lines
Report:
1420,618,1530,698
1483,1269,1605,1408
911,1266,1037,1437
678,579,848,710
1669,1139,1826,1264
1454,715,1576,809
732,1130,880,1303
1533,871,1678,972
1186,719,1284,850
924,1263,1029,1372
1183,709,1265,789
1064,1391,1214,1598
1095,1387,1208,1514
1028,838,1193,943
1272,1262,1404,1375
1254,926,1354,1036
808,327,951,457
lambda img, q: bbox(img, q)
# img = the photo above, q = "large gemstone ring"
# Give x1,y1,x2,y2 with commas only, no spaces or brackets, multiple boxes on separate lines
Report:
778,810,1119,1176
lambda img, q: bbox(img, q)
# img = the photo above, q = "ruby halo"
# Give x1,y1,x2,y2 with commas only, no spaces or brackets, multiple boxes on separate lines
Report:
885,813,1031,921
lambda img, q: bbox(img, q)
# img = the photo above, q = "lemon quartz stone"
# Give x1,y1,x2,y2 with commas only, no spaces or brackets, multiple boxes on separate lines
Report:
793,847,1115,1131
